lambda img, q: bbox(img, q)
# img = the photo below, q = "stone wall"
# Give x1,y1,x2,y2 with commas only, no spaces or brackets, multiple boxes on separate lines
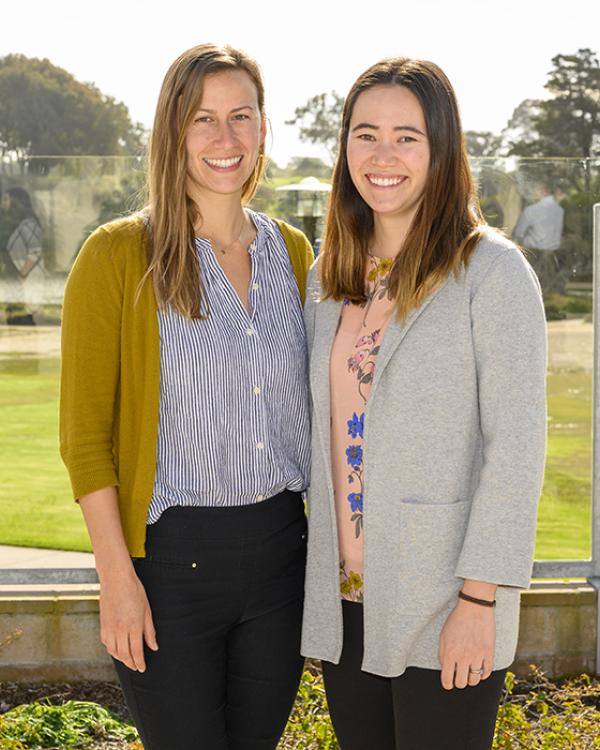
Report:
513,581,596,677
0,582,597,683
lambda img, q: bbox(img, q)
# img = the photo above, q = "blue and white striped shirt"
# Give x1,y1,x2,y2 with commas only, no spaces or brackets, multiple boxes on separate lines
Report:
147,210,311,522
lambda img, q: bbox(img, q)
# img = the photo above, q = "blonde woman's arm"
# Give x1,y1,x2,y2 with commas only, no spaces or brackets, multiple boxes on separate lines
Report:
79,487,157,672
60,225,156,671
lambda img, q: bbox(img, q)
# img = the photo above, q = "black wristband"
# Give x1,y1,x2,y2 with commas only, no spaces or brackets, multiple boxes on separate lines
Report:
458,590,496,608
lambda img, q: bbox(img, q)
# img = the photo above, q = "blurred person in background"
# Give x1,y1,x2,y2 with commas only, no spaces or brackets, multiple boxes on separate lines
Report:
1,186,44,324
513,181,565,295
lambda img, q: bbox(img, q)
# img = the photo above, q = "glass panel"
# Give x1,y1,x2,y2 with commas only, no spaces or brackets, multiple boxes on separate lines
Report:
0,156,141,551
1,156,598,563
473,157,599,560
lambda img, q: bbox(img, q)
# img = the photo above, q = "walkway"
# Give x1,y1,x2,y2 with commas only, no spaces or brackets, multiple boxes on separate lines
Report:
0,545,96,595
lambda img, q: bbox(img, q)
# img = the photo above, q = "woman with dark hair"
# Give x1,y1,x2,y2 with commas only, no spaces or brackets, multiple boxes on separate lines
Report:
301,58,546,749
1,187,44,323
60,44,312,750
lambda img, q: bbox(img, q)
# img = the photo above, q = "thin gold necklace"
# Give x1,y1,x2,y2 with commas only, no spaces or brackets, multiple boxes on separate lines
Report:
206,214,246,256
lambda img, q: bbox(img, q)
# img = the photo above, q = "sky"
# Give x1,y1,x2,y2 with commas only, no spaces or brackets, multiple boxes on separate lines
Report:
2,0,599,165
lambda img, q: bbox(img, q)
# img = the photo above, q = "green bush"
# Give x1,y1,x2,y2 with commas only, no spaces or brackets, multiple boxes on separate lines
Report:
0,701,138,749
2,668,600,748
494,668,600,749
280,667,338,749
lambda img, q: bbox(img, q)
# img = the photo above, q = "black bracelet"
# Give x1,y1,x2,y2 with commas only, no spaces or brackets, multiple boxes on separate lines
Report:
458,590,496,608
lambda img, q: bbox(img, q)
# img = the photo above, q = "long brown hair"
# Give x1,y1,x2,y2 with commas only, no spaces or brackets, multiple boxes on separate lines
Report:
141,44,267,318
320,58,485,321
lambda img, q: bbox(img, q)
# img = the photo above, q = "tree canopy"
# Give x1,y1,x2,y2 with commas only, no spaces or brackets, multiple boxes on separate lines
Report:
504,49,600,157
0,54,145,161
285,91,344,164
464,131,503,157
536,48,600,157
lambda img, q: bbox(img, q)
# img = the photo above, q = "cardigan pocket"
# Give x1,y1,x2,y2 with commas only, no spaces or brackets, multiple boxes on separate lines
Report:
396,498,471,615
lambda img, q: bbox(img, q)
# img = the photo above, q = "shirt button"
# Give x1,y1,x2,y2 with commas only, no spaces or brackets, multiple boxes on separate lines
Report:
256,441,264,450
257,494,265,502
252,282,259,291
253,385,261,395
246,328,254,336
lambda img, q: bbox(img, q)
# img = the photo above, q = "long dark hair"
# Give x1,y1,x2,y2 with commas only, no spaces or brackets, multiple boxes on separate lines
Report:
320,58,485,321
5,187,40,228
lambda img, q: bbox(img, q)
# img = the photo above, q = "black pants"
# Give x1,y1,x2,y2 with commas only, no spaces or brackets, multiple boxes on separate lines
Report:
322,600,506,750
114,490,307,750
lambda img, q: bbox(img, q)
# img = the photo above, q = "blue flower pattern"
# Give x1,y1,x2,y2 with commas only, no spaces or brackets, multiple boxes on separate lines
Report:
347,412,364,439
345,444,363,468
347,492,363,513
338,255,393,599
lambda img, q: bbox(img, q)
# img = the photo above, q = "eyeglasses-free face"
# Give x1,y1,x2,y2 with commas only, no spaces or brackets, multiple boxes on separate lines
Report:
185,69,266,203
346,84,430,228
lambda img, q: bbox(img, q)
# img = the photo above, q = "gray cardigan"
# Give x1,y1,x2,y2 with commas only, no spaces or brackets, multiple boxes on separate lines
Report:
301,229,547,678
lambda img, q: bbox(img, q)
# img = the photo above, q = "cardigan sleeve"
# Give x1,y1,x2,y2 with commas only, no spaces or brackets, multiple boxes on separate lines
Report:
454,247,547,588
59,226,123,499
274,219,314,304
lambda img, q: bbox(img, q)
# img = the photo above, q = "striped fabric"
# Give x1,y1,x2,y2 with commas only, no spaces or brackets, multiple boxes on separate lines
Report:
147,210,311,522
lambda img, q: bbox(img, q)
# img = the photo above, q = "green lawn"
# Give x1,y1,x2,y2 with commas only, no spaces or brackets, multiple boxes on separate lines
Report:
536,369,592,559
0,357,90,551
0,356,594,559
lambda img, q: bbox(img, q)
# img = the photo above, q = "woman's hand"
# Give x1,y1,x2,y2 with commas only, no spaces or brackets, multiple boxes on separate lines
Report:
438,581,497,690
99,568,158,672
78,487,159,673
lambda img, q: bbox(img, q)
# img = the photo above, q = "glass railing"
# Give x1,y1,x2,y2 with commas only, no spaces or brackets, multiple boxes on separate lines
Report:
1,156,599,562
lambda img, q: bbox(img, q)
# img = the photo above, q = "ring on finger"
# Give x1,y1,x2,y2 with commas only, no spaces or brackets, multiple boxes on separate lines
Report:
469,667,484,675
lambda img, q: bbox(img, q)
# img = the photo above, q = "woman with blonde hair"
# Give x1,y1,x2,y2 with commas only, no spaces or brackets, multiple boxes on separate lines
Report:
301,58,546,749
60,44,312,749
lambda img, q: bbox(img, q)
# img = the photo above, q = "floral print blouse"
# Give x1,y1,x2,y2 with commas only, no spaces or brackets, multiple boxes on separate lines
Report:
330,255,395,602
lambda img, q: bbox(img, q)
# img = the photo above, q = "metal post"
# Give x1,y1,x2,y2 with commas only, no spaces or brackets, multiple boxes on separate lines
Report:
587,203,600,675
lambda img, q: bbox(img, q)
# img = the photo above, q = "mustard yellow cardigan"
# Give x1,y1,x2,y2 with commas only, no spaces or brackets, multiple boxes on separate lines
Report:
60,214,314,557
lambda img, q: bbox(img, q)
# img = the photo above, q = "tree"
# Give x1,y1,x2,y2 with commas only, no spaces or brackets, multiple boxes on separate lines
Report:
464,131,503,157
505,49,600,158
537,48,600,158
0,55,145,166
285,91,344,164
283,156,331,178
502,99,545,156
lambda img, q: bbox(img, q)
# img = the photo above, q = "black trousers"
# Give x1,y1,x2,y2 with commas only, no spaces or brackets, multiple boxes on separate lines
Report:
322,600,506,750
114,490,307,750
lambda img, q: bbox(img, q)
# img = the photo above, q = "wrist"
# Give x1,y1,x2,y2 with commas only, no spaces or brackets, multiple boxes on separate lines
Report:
96,556,136,584
461,579,497,601
457,590,496,608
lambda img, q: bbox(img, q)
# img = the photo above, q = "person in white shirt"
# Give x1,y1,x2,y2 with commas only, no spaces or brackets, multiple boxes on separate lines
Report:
513,182,565,295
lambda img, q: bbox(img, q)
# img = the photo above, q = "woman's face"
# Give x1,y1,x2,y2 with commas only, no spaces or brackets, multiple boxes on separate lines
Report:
346,85,430,222
1,193,10,211
185,69,266,201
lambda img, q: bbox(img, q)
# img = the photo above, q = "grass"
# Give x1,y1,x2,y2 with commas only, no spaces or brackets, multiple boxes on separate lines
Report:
536,369,592,560
0,357,90,552
0,355,594,560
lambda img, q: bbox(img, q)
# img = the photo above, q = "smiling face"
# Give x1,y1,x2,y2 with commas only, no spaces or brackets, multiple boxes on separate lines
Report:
346,84,430,225
185,68,266,202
